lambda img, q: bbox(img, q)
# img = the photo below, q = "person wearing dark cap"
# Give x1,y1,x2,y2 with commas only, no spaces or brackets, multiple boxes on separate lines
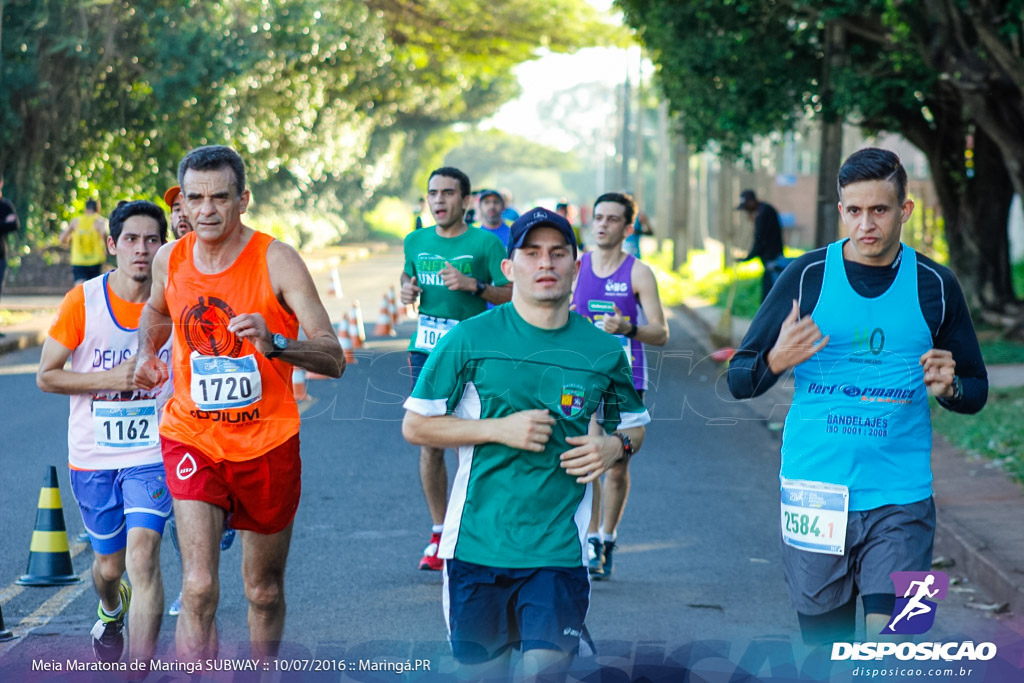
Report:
477,189,512,249
163,185,192,239
403,207,649,681
400,167,512,572
737,189,785,301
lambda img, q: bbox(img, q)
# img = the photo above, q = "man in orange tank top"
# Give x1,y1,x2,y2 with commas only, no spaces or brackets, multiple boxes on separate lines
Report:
134,145,345,661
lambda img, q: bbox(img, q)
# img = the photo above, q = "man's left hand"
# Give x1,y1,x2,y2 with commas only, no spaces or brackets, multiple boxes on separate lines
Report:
441,261,474,292
601,304,629,336
920,348,956,398
560,434,624,483
228,313,273,355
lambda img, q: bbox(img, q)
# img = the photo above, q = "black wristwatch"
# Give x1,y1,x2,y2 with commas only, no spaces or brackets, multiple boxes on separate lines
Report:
266,333,289,359
611,432,633,464
473,279,487,296
625,322,638,338
950,375,964,402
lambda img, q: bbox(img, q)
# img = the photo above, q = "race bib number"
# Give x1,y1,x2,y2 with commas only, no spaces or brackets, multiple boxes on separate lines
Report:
190,353,262,411
414,314,458,352
92,399,158,449
780,478,849,556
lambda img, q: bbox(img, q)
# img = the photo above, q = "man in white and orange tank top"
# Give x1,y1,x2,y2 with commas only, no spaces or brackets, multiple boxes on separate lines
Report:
38,200,172,665
134,145,345,662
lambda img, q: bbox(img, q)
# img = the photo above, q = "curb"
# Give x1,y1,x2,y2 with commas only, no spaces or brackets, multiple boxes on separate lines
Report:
0,327,50,357
673,299,1024,615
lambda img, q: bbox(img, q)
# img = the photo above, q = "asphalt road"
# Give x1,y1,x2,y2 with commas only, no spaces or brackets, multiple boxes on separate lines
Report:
0,249,1015,681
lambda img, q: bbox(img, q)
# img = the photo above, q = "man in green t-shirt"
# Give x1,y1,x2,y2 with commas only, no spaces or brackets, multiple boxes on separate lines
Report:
400,167,512,571
403,207,649,681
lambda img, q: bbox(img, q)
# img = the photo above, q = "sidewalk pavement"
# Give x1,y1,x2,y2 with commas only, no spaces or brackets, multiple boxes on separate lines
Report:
676,297,1024,617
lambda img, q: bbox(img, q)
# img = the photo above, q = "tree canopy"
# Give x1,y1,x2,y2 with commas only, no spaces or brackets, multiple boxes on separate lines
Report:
1,0,614,243
617,0,1024,310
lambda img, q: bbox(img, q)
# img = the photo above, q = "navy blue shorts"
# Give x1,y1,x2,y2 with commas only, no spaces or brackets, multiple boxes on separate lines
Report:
444,559,590,664
408,351,428,392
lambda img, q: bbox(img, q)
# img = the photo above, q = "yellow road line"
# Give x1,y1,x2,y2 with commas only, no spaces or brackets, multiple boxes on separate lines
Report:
0,567,92,658
0,540,87,608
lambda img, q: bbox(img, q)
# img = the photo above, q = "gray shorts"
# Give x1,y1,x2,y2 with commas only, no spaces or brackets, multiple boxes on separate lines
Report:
780,497,935,615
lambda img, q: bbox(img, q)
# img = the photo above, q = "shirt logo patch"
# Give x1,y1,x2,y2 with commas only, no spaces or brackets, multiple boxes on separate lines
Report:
180,296,242,357
560,384,585,418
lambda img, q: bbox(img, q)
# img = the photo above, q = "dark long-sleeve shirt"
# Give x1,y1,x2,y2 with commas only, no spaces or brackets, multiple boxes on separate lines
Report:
727,245,988,414
742,202,784,264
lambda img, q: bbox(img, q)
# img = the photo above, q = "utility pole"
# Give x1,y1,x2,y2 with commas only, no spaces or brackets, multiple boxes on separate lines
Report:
619,70,632,190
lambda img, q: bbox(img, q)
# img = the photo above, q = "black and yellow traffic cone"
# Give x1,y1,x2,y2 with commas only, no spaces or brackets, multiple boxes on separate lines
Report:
0,604,13,641
17,466,81,586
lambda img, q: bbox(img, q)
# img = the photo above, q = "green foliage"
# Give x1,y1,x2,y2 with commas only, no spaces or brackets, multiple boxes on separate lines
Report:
1,0,613,249
646,242,772,319
441,129,579,190
616,0,822,157
931,388,1024,487
364,196,419,242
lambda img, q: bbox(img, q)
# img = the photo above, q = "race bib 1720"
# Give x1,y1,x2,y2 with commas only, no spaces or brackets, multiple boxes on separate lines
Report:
190,353,262,411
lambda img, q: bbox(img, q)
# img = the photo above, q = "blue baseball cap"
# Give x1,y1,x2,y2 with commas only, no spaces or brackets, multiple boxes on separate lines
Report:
508,207,578,258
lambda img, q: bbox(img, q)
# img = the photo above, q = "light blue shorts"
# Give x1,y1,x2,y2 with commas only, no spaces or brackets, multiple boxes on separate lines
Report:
69,463,172,555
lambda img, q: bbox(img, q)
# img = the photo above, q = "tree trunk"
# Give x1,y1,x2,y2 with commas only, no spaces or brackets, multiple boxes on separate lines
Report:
903,114,1016,311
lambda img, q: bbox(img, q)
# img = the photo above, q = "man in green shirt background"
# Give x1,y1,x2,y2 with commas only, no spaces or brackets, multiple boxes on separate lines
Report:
400,166,512,571
403,207,649,681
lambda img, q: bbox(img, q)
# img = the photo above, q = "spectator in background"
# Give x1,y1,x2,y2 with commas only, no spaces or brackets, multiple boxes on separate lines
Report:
500,189,520,223
61,198,108,285
555,201,584,251
622,200,653,260
163,186,193,239
737,189,785,301
414,197,426,231
0,175,20,337
477,189,512,249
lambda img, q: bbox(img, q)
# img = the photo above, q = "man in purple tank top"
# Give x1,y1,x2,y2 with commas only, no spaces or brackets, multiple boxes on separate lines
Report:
571,192,669,579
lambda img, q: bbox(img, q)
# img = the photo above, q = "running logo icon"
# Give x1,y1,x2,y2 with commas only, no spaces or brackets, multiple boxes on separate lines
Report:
886,571,949,634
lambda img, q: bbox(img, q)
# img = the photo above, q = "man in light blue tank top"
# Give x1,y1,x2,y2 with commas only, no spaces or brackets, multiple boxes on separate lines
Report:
728,149,988,645
570,192,668,580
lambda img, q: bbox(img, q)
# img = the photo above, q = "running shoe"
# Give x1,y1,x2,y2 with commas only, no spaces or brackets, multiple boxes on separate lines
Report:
419,532,443,571
597,540,616,580
91,578,131,662
587,538,604,578
169,592,182,616
220,527,236,551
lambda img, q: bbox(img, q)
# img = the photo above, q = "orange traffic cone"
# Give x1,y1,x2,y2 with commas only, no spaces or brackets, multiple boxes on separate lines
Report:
388,286,400,325
349,302,366,349
292,368,309,400
17,466,81,586
373,294,395,336
336,316,358,365
330,266,343,300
